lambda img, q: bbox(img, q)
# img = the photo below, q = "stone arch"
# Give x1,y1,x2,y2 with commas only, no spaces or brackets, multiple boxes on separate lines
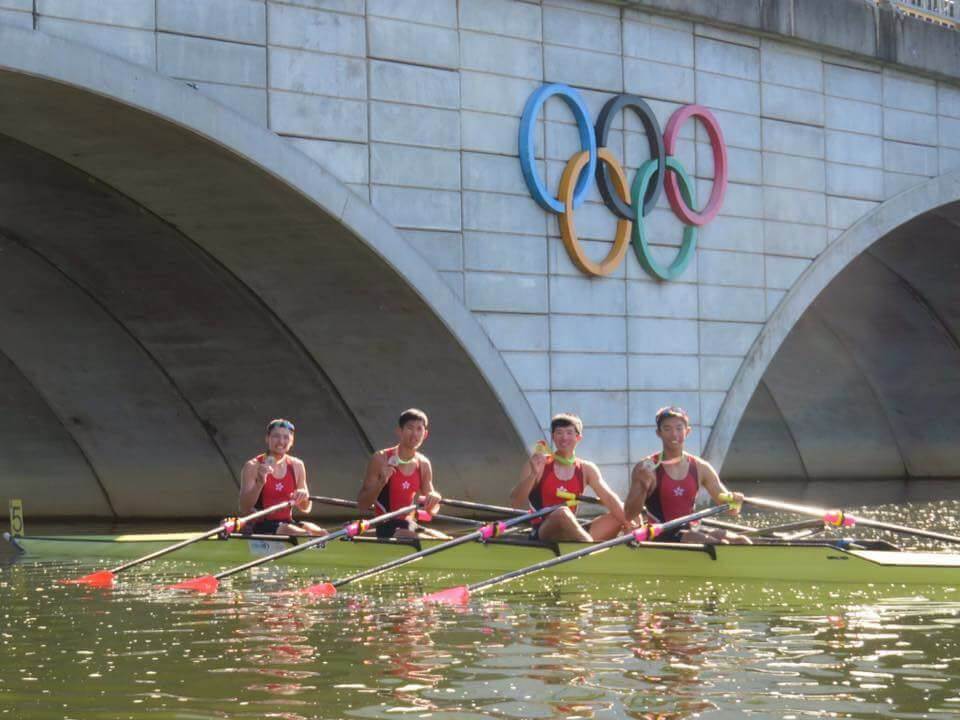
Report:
0,24,540,516
705,171,960,473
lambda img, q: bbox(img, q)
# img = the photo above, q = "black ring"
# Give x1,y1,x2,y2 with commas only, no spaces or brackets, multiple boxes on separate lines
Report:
594,94,665,220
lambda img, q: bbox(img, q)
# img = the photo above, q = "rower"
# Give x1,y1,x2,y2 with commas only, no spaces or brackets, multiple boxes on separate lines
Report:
357,408,442,539
625,406,750,545
238,418,327,536
510,413,628,542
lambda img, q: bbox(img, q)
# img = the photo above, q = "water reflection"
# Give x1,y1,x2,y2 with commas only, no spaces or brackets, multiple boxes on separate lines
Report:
5,498,960,718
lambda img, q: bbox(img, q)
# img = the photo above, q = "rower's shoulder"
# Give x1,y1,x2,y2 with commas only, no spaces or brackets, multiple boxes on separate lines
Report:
688,453,718,476
287,454,306,467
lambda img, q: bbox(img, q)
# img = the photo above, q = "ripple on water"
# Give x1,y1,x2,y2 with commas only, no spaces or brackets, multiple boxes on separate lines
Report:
6,498,960,718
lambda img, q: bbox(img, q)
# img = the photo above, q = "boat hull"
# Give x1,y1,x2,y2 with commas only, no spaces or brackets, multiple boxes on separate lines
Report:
7,531,960,585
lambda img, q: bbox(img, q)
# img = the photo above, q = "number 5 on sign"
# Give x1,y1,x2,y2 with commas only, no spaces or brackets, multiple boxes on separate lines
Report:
9,499,23,537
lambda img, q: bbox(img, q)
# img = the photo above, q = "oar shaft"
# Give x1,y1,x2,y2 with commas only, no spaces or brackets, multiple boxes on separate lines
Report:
744,495,960,545
109,500,293,573
855,518,960,544
329,504,562,588
437,497,525,516
308,495,482,526
571,493,754,533
468,504,730,593
215,504,416,580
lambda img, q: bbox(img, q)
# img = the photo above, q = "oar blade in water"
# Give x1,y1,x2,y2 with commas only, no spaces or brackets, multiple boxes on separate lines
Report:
168,575,219,594
61,570,115,587
420,585,470,605
302,582,337,597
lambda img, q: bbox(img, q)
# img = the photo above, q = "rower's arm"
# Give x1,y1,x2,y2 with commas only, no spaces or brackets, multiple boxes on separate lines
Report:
509,452,546,509
238,460,263,515
584,462,627,525
697,458,743,510
357,452,390,512
419,457,442,514
292,458,312,514
624,460,654,523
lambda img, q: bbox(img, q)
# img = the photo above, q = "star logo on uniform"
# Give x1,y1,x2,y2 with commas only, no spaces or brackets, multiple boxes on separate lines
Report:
401,480,410,490
275,482,284,492
674,487,685,497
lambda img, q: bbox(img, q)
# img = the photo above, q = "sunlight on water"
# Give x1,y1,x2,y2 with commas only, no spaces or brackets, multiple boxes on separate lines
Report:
3,499,960,718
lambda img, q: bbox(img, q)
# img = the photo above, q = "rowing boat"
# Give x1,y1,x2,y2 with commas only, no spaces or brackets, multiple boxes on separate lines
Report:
6,530,960,585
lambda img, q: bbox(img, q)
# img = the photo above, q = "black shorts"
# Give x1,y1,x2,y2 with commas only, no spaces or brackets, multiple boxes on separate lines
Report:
376,518,416,539
249,518,302,535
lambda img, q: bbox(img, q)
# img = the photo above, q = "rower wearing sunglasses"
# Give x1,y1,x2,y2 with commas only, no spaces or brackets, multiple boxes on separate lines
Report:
625,407,750,544
238,418,327,536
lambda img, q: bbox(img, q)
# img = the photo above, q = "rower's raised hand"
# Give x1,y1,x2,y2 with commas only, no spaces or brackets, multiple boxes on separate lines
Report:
529,450,547,476
256,457,273,486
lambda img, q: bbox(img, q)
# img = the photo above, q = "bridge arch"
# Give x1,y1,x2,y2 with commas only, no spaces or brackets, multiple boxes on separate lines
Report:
0,24,540,517
707,171,960,479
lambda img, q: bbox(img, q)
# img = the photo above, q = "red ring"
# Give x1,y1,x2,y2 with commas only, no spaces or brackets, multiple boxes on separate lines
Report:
663,104,727,226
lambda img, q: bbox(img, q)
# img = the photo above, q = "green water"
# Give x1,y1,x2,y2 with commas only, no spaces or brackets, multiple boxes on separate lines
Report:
3,501,960,719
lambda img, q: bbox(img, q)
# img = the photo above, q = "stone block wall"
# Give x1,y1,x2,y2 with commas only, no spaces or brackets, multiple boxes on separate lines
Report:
3,0,959,493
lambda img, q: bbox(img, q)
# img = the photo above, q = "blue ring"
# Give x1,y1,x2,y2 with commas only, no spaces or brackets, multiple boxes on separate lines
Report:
519,83,596,214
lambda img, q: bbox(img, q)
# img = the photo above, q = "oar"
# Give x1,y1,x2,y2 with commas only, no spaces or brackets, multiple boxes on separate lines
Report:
61,500,297,588
420,503,732,605
168,503,417,594
300,503,564,597
308,494,484,528
743,496,960,545
558,490,756,534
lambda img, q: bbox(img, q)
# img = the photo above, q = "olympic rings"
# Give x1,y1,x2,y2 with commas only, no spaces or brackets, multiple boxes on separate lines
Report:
663,104,727,226
595,94,664,219
518,83,728,279
631,157,697,281
519,84,596,214
559,149,631,276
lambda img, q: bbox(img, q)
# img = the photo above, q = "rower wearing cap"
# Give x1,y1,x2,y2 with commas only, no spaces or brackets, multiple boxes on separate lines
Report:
625,407,750,544
357,408,442,539
238,418,327,536
510,413,628,542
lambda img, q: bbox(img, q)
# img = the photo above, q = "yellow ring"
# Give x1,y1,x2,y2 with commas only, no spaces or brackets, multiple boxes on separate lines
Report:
558,148,631,277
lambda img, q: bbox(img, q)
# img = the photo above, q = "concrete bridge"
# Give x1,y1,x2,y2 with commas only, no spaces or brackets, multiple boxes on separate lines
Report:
2,0,960,518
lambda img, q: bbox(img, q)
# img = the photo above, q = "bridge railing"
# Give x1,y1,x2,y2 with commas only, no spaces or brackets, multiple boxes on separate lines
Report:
889,0,958,27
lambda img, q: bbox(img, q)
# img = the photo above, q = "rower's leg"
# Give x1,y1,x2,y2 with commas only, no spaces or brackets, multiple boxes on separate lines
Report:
680,528,729,545
537,507,593,542
585,513,622,542
299,521,328,537
276,521,328,536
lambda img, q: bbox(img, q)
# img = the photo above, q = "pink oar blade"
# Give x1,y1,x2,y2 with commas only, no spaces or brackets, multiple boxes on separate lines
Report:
419,585,470,605
167,575,219,594
301,582,337,597
61,570,115,588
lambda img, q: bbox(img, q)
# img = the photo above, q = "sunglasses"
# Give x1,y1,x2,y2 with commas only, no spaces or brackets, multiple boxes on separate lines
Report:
267,419,296,433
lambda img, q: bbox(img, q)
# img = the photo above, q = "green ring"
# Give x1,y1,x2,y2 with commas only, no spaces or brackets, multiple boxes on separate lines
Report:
630,157,697,281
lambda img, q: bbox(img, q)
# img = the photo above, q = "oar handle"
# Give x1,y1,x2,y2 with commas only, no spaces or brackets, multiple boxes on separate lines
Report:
468,504,731,593
327,503,564,589
214,503,418,580
108,499,295,574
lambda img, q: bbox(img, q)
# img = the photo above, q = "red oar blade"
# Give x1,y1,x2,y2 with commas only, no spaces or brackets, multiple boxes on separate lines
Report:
419,585,470,605
61,570,115,588
167,575,219,594
301,582,337,598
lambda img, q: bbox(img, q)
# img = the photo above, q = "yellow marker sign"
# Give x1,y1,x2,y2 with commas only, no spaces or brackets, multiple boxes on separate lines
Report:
9,499,23,537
